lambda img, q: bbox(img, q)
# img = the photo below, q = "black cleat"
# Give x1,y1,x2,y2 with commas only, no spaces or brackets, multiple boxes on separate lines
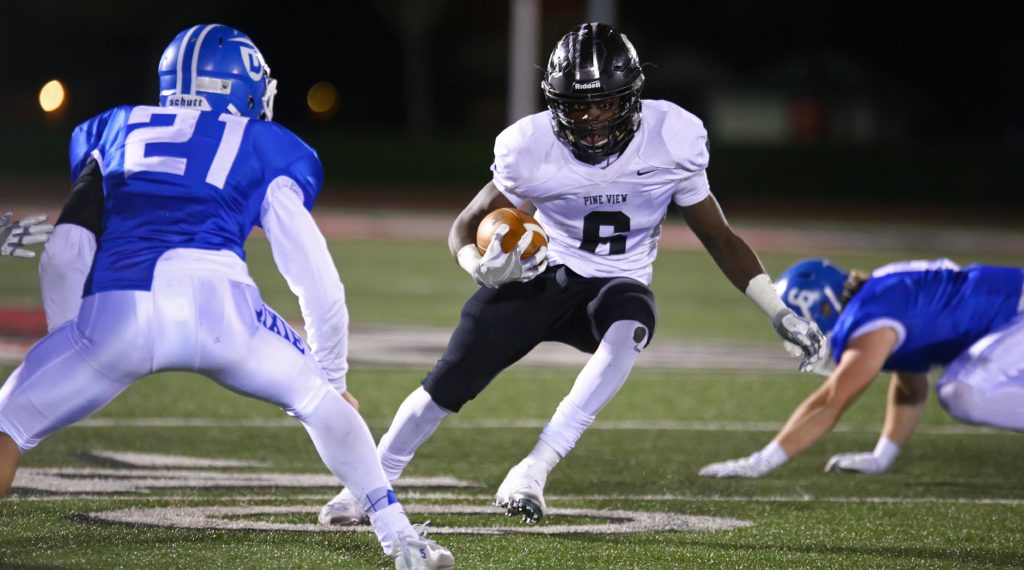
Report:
506,495,544,524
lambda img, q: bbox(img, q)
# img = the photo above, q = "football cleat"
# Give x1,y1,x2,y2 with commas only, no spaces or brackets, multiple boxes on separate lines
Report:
393,523,455,570
318,487,369,526
493,459,548,524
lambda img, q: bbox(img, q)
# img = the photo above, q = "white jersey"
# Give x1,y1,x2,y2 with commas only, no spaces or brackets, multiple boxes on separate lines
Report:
491,99,711,285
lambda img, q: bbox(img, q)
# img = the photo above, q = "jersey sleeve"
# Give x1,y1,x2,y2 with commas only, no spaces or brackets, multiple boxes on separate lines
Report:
490,114,552,208
260,179,349,392
661,105,712,207
69,106,128,181
253,124,324,211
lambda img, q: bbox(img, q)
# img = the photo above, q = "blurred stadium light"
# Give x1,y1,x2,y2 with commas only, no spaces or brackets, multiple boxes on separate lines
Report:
38,80,66,113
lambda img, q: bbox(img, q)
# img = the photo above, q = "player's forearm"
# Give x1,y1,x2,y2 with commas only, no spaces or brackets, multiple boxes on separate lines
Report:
704,232,767,293
774,387,844,457
448,209,481,258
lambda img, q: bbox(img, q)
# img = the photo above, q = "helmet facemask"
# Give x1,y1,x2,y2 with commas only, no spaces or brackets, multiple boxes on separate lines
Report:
543,79,643,164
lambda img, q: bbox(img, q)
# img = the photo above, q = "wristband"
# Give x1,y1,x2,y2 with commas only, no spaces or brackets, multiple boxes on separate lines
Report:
456,243,482,275
746,273,788,318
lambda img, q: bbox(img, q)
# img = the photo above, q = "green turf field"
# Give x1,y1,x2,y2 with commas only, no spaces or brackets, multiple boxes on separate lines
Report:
1,236,1022,569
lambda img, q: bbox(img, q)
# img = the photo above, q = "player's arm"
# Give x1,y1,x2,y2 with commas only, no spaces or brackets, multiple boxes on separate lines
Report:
450,181,546,288
699,328,896,478
260,177,350,396
448,181,516,257
679,194,826,371
39,158,104,331
824,370,927,474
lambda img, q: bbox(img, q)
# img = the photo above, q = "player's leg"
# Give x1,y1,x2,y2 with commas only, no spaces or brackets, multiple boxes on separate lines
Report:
0,292,153,496
936,314,1024,431
0,431,20,497
198,281,447,561
497,277,656,522
380,281,555,478
322,278,559,526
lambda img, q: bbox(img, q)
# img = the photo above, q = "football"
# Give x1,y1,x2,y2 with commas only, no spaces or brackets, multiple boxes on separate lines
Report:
476,208,548,260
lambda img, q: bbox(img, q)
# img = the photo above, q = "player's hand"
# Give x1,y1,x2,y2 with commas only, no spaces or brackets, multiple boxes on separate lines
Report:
699,452,776,478
0,213,54,259
340,390,359,411
772,308,827,372
782,340,835,376
519,245,548,282
824,451,890,474
473,225,539,288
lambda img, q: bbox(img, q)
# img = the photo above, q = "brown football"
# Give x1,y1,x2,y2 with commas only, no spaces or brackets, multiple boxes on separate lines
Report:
476,208,548,260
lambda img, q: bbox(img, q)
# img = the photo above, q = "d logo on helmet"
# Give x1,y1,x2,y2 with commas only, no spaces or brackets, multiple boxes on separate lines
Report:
239,46,265,81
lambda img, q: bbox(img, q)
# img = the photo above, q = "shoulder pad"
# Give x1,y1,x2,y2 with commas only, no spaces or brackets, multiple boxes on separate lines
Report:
492,111,561,190
638,100,709,172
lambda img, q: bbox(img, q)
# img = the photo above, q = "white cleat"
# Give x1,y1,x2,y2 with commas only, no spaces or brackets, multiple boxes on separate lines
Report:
493,459,548,524
393,523,455,570
318,487,369,526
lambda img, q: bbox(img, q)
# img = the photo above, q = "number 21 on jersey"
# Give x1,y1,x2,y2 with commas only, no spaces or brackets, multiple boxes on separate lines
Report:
124,107,247,189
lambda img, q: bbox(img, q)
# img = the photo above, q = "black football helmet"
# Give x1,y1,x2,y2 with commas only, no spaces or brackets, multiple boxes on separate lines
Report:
541,23,645,165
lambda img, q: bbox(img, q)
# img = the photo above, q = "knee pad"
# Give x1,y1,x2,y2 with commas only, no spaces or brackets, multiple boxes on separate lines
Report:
588,279,657,347
284,381,332,422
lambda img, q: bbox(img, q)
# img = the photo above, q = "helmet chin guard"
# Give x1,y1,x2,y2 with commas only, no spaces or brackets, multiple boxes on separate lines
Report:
158,24,276,120
542,23,645,165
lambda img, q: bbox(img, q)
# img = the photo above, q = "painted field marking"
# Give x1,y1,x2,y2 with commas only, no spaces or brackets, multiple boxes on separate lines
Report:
79,504,754,534
15,491,1024,507
72,416,1010,436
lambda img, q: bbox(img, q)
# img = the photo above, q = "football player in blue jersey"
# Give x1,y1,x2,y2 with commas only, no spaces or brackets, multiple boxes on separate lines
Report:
700,258,1024,477
0,24,452,569
0,212,52,258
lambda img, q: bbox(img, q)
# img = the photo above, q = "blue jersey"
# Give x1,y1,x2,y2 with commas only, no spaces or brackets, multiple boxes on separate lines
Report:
68,105,323,294
830,260,1024,373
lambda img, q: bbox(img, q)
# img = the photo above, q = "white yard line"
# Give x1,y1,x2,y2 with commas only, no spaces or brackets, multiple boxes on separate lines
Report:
73,416,1010,436
12,491,1024,507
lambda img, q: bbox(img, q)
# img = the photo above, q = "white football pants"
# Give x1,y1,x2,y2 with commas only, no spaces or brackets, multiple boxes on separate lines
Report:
0,265,413,549
937,313,1024,431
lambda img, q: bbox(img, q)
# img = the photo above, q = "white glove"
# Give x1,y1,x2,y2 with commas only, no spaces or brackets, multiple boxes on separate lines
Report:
1,213,54,258
825,437,899,474
772,308,828,372
467,224,547,288
699,454,775,478
824,452,890,474
783,340,835,376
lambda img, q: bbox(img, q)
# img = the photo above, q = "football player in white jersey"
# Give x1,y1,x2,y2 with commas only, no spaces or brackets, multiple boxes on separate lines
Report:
0,24,451,570
320,22,826,525
0,213,52,258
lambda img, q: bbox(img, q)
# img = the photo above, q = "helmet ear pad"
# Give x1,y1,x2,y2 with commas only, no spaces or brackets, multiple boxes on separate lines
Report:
542,23,645,164
158,24,276,120
774,258,849,334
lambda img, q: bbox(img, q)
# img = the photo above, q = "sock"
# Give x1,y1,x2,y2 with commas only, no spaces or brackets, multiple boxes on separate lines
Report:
526,439,561,473
872,436,900,467
295,389,408,552
369,502,416,556
377,386,452,481
539,320,646,457
758,441,790,469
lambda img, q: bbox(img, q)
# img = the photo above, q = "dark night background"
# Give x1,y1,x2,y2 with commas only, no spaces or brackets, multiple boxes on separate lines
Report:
1,0,1021,221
